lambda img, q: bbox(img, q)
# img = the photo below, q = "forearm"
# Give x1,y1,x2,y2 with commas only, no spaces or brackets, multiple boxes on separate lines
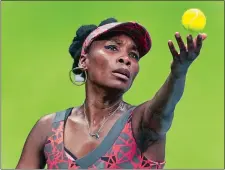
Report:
143,71,186,133
141,72,186,137
150,72,186,117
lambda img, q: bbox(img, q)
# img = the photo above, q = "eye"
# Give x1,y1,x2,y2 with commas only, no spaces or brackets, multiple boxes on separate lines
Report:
105,45,118,51
129,52,140,61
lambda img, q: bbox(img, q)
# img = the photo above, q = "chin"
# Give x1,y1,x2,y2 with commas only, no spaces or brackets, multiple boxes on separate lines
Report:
104,79,132,92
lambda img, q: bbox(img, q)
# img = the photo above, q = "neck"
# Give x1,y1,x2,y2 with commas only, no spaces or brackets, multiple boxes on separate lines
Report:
83,81,124,126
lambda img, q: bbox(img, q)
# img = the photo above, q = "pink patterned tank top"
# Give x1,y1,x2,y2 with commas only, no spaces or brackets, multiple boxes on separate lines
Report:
44,107,165,169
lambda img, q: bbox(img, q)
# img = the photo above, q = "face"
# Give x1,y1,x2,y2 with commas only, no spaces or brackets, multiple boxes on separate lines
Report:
80,34,140,92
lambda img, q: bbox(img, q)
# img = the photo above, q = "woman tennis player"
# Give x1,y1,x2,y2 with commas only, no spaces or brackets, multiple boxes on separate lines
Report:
16,18,207,169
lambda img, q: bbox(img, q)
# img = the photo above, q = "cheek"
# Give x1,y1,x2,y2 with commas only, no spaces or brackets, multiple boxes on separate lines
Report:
87,50,112,80
132,62,140,78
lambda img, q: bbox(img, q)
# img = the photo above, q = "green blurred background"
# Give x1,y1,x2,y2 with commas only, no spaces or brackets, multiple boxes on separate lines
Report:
1,1,224,169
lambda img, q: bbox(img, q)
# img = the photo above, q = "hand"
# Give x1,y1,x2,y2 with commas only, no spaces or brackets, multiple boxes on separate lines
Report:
168,32,207,78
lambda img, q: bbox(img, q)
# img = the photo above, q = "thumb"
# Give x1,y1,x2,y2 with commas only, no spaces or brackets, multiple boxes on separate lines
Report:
201,33,207,41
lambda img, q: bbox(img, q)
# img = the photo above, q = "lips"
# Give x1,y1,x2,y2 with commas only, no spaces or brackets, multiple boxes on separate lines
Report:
112,68,131,79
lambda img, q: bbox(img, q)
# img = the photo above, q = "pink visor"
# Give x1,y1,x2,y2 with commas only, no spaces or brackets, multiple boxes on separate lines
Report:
81,22,152,58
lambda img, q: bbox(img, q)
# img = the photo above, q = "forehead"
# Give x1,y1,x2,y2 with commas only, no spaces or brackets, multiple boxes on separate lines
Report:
95,31,138,48
109,35,136,46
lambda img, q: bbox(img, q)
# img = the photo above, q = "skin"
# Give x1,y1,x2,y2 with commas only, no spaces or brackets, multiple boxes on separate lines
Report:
16,32,207,169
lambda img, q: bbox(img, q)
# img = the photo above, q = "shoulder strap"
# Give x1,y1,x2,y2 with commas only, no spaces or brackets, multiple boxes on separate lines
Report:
53,108,73,123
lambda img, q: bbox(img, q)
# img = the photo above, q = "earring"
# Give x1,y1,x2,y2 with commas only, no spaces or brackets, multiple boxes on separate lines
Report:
69,67,87,86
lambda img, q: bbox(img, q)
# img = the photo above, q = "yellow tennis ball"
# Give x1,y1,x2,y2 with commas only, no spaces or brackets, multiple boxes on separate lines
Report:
182,8,206,32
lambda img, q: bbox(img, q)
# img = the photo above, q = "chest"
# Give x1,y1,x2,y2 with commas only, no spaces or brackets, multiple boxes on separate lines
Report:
43,112,165,169
44,119,141,168
64,115,121,159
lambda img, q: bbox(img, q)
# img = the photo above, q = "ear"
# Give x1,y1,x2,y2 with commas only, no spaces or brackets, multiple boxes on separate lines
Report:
78,54,88,69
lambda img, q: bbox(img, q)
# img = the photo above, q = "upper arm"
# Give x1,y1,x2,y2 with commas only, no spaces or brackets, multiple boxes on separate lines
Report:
131,101,170,152
133,100,174,132
16,113,54,169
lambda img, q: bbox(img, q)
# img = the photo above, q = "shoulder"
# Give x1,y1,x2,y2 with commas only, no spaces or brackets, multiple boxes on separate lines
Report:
38,107,72,125
16,112,60,168
30,113,56,140
33,107,71,137
39,113,55,124
130,102,165,150
28,107,72,143
25,107,72,140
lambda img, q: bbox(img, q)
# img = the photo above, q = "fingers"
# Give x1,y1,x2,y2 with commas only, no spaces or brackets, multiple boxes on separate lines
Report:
175,32,186,53
168,40,179,61
193,33,207,45
169,32,207,62
187,34,194,53
194,34,203,55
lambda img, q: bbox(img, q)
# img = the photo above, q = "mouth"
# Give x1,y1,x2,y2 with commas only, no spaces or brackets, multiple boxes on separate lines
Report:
112,68,131,80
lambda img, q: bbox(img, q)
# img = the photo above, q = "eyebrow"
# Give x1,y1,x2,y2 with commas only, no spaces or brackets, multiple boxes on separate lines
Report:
108,38,138,52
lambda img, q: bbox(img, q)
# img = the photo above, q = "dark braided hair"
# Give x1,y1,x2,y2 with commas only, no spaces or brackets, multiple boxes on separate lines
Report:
69,18,118,76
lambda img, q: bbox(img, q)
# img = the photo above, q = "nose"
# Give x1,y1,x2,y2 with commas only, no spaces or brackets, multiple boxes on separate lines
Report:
117,56,131,67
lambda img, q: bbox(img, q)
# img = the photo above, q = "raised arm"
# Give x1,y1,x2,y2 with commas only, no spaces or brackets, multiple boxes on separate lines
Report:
16,114,53,169
133,32,207,144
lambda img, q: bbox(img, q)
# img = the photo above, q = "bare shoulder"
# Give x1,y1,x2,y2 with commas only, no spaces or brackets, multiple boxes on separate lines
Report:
24,112,57,147
34,113,56,136
38,113,55,127
129,102,166,162
16,112,56,169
